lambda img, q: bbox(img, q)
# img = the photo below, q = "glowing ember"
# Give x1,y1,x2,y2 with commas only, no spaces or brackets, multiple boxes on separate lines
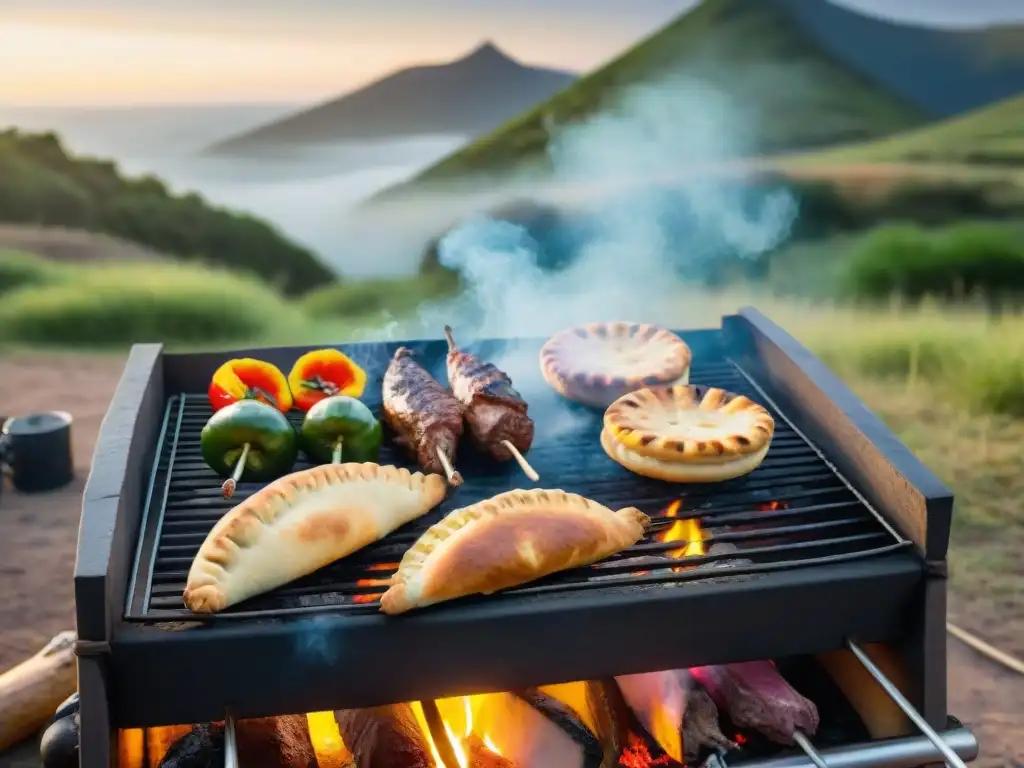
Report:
356,578,392,587
366,561,399,571
758,500,788,512
619,732,675,767
352,593,383,604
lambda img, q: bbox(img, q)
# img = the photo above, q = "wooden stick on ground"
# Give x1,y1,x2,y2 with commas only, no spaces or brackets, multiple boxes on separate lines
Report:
947,622,1024,675
434,447,464,487
0,630,77,752
502,440,539,482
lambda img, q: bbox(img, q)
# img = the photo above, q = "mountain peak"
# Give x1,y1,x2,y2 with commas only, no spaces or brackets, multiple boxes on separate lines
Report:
459,41,517,65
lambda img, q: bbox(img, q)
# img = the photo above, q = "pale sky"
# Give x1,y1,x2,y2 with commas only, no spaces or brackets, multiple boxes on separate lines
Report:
2,0,1023,106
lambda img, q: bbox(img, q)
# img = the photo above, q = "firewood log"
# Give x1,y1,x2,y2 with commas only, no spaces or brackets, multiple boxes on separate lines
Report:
334,704,432,768
0,630,77,751
465,732,517,767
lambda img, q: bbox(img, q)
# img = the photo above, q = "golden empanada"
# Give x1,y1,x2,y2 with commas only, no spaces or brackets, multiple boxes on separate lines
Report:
184,463,447,613
379,489,649,615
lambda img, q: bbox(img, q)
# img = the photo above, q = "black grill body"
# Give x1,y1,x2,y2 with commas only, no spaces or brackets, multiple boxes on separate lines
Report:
73,308,954,766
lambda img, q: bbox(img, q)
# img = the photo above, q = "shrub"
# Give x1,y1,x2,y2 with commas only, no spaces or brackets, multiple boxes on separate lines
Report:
841,222,1024,301
0,129,335,295
0,262,297,347
0,250,64,296
303,274,460,320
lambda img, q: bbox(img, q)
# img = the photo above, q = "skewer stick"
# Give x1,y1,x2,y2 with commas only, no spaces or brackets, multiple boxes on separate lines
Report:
443,324,457,351
332,437,344,465
434,446,464,487
793,730,829,768
502,440,540,482
221,442,251,499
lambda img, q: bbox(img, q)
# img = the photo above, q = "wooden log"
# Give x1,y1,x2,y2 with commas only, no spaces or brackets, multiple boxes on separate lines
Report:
466,732,517,767
334,703,433,768
587,680,631,768
513,688,604,768
0,630,77,752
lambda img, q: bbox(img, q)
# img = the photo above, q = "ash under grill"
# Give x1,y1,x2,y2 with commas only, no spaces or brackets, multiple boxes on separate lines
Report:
125,350,908,623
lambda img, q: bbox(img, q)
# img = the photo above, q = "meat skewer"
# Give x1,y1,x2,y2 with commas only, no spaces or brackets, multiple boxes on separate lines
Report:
691,662,823,766
382,347,465,486
443,326,539,482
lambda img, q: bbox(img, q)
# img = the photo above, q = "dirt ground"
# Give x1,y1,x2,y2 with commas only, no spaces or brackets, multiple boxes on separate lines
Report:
0,353,1021,767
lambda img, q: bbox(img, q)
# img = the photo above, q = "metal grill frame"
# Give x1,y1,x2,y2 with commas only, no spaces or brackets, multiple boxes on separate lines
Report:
73,308,955,756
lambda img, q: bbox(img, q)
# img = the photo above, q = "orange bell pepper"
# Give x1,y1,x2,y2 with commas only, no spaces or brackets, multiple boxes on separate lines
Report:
288,348,367,412
208,358,293,413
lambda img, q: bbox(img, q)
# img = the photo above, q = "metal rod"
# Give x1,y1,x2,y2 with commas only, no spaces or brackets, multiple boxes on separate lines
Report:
701,726,977,768
419,699,461,768
792,731,829,768
844,640,967,768
224,711,239,768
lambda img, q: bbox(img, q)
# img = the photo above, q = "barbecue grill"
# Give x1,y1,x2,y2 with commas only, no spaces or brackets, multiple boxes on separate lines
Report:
73,308,974,768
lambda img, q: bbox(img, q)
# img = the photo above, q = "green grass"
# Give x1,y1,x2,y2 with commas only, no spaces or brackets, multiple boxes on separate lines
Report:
793,94,1024,167
382,0,923,192
0,249,65,296
302,272,461,322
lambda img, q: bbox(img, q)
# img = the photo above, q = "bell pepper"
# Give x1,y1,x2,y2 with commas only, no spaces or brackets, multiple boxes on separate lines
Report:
300,395,383,465
208,358,293,413
200,400,298,496
288,349,367,413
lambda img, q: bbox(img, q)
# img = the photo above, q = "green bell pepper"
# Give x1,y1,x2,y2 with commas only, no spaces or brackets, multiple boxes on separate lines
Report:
300,395,383,464
200,399,298,483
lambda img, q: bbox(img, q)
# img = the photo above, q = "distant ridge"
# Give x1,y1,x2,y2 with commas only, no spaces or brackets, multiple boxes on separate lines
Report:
206,42,576,155
375,0,1024,193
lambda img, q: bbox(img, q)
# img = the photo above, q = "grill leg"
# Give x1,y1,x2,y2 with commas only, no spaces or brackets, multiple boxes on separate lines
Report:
78,656,114,768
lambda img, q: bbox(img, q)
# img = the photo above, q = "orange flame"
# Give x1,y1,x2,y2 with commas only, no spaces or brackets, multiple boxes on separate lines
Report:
411,696,503,767
658,500,706,572
758,500,788,512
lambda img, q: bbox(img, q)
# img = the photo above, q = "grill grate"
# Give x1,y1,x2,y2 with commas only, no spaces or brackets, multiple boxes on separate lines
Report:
124,345,911,623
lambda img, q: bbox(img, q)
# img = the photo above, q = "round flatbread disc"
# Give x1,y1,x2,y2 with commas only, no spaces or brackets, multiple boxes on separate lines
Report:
602,385,775,482
539,322,692,408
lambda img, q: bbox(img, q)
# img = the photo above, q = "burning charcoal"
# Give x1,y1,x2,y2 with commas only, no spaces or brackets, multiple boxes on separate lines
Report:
683,686,736,764
690,662,819,746
470,690,602,768
158,717,318,768
614,670,689,765
334,704,432,768
586,680,632,768
158,725,223,768
466,733,518,767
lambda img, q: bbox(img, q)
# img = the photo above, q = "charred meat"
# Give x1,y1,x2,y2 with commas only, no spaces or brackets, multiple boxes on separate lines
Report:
444,326,535,461
382,347,464,478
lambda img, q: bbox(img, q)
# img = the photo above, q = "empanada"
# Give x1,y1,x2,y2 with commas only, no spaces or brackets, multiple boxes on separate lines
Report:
184,463,447,613
379,489,650,615
602,385,774,482
540,322,692,408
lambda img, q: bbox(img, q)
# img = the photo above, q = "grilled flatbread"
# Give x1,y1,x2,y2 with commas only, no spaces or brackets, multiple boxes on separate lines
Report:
184,463,447,613
602,386,774,482
379,489,650,615
540,322,692,408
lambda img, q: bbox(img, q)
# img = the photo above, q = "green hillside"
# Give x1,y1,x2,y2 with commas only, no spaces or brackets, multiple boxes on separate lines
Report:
387,0,925,191
792,94,1024,167
0,129,335,295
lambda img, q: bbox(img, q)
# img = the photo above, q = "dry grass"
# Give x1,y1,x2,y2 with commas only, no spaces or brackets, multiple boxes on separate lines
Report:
0,224,168,264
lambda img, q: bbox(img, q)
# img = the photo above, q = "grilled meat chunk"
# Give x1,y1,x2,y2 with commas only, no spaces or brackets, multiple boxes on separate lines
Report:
444,326,535,461
382,347,464,477
691,661,819,746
